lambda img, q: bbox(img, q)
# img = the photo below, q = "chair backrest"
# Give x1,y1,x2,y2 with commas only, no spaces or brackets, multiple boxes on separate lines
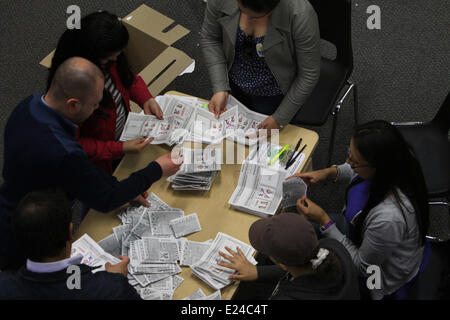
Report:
308,0,353,69
432,89,450,134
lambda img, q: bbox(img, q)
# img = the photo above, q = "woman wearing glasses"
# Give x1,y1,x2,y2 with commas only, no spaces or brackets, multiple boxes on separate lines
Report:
200,0,321,133
289,120,429,300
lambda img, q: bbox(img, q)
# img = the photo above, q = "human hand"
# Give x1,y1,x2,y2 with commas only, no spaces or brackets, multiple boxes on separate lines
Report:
130,191,150,207
217,246,258,281
143,98,164,120
257,116,280,137
105,255,130,277
296,195,330,226
286,169,330,186
155,151,184,177
123,137,153,154
208,91,229,119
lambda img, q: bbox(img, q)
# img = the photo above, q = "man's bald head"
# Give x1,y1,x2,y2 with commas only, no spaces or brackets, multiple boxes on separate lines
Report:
46,57,104,124
49,57,104,104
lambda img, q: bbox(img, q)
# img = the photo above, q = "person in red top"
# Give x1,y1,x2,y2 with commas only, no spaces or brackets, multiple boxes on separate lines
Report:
48,11,164,174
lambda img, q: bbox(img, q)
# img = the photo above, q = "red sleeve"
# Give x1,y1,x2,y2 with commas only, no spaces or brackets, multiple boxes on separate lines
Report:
130,75,153,107
76,129,124,162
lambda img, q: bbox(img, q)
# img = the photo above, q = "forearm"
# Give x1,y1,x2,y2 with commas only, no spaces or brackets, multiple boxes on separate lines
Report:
61,154,162,213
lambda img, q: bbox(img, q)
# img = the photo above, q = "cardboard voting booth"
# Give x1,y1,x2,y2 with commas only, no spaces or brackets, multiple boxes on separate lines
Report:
40,4,194,112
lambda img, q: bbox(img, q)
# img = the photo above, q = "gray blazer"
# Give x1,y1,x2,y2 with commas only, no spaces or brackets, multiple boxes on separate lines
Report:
200,0,321,126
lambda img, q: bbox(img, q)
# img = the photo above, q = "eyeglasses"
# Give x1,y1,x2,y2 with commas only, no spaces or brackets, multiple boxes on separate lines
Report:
346,147,372,169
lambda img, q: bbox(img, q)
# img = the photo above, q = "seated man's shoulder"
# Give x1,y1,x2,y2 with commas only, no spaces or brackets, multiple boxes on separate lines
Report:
0,265,140,300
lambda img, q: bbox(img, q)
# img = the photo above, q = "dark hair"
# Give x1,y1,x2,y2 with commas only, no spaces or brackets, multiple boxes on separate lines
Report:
350,120,429,247
239,0,280,13
12,189,72,261
47,11,134,92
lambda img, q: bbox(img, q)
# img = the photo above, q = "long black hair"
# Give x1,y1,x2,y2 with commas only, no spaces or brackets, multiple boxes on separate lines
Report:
47,11,134,92
351,120,429,247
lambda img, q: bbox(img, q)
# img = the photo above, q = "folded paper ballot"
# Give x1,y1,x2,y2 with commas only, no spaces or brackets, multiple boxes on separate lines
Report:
282,177,308,209
228,143,306,218
120,93,268,146
190,232,257,291
119,95,196,146
167,147,221,191
93,193,255,299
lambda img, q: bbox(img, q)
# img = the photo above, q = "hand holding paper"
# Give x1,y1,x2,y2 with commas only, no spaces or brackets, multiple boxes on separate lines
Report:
296,196,331,226
208,91,229,118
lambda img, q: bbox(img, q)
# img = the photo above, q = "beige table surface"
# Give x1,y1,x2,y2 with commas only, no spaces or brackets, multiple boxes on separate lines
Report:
74,91,319,300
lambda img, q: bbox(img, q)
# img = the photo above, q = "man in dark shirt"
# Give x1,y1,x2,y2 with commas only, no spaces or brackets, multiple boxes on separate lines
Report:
0,189,141,300
0,57,182,270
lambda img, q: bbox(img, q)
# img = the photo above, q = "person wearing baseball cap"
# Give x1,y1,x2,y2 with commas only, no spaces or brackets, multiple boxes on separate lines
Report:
218,212,360,300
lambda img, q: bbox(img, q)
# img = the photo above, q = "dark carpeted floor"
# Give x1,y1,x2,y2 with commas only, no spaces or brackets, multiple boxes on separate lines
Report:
0,0,449,299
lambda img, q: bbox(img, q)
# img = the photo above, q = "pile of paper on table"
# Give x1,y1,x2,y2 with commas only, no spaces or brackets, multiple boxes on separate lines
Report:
190,232,257,291
74,193,203,300
228,143,307,218
72,193,256,300
167,147,221,191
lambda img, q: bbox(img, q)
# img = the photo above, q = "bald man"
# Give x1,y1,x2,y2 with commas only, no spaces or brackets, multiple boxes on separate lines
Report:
0,57,181,270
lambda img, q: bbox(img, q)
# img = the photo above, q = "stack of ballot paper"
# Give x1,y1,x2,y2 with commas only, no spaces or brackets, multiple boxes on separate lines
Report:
228,143,306,218
119,93,269,147
71,234,121,273
119,94,197,146
74,193,256,300
167,147,221,191
190,232,257,291
73,193,202,300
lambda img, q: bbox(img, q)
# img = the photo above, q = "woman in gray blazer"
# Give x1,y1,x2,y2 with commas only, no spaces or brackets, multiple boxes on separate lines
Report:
200,0,321,132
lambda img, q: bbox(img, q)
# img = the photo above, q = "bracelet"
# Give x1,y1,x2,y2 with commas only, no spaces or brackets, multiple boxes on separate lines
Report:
332,165,340,183
320,220,335,233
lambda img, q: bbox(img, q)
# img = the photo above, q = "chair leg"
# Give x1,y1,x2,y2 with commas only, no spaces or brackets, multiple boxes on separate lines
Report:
353,83,359,126
327,107,339,167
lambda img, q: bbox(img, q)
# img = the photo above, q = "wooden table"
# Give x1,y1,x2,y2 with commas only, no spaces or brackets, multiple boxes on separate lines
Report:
74,91,319,300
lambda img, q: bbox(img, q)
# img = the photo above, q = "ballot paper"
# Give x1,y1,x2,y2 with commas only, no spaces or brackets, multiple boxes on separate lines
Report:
190,106,238,144
131,237,180,264
282,177,308,209
180,240,212,267
228,143,306,217
183,288,207,300
93,192,248,300
169,213,202,238
190,232,256,290
119,95,196,146
148,210,184,236
97,233,121,258
168,147,221,191
180,147,222,173
71,234,120,272
203,291,222,300
121,93,267,147
226,95,267,146
168,171,217,191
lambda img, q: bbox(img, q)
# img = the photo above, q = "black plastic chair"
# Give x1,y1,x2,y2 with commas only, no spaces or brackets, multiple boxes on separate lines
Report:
393,90,450,242
291,0,357,166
